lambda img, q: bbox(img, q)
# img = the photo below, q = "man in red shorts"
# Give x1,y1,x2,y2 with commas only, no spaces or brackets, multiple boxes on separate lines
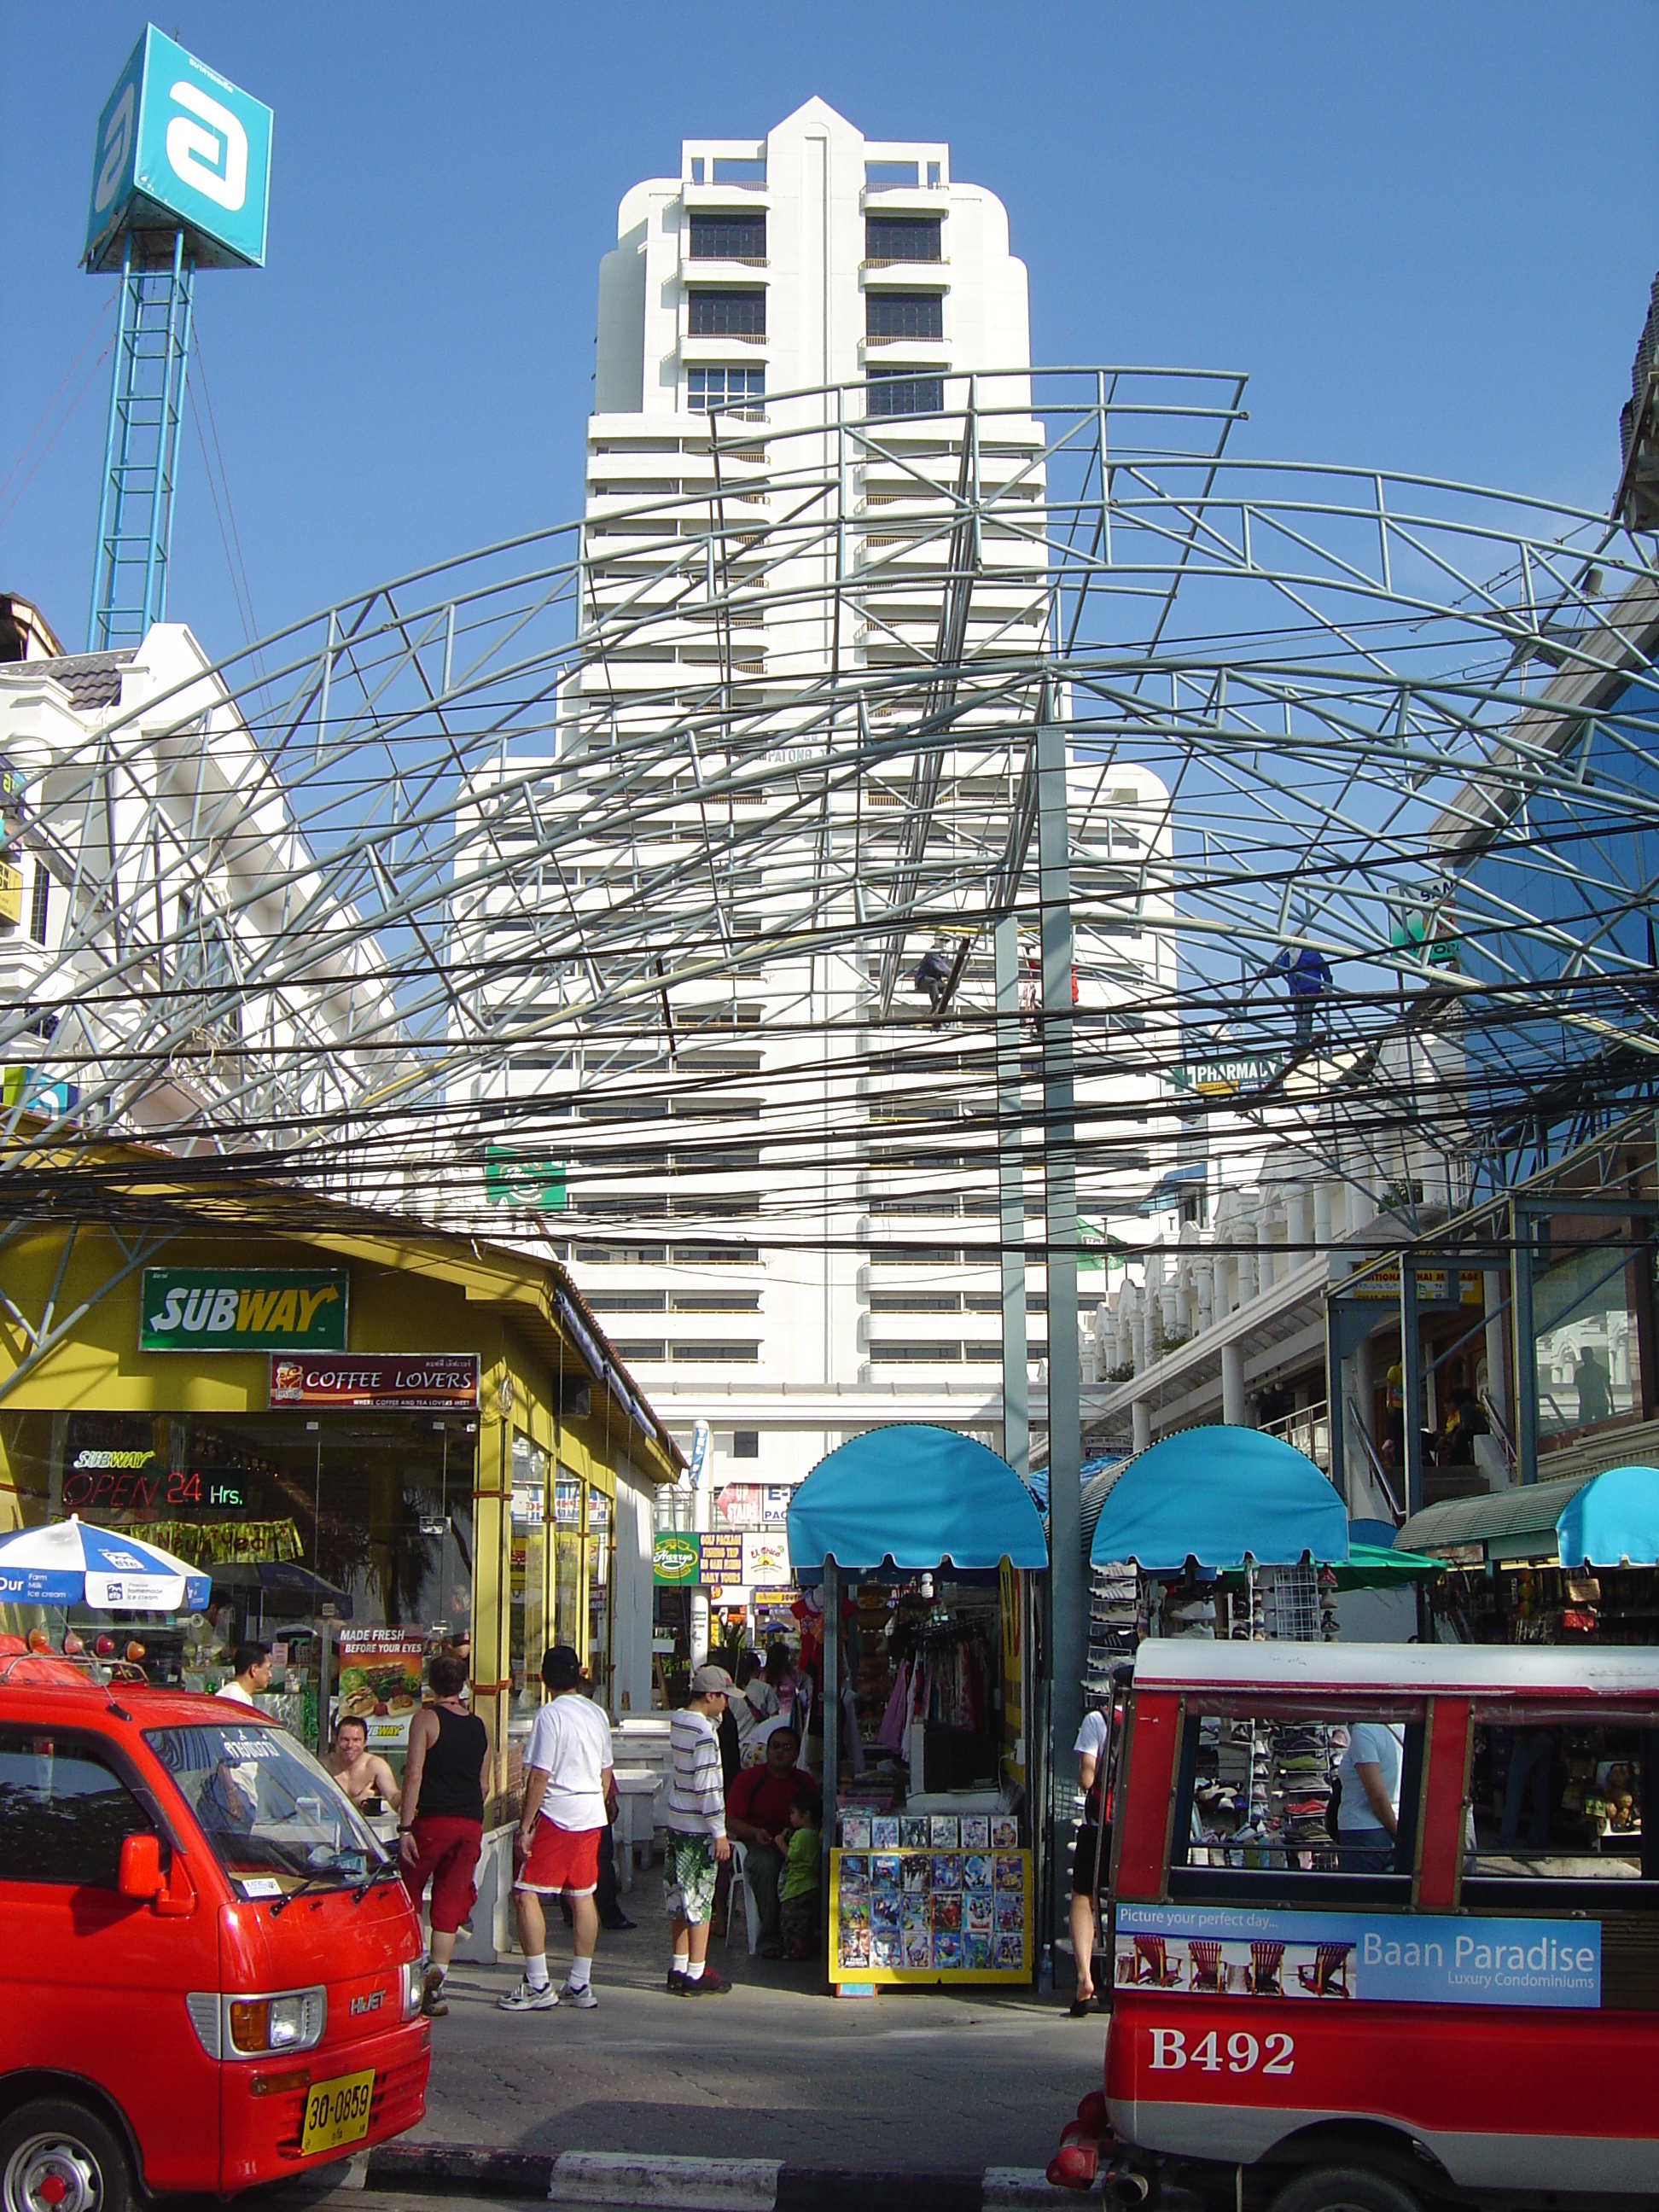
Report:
501,1644,615,2011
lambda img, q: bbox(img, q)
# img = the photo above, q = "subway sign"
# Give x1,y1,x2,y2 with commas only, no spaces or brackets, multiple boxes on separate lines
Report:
141,1267,348,1352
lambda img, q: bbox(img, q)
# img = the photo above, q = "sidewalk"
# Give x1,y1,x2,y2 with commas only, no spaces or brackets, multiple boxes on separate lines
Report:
410,1917,1103,2174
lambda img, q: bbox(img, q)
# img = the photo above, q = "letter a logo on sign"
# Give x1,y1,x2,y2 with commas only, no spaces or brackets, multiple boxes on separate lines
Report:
166,80,247,211
94,84,135,213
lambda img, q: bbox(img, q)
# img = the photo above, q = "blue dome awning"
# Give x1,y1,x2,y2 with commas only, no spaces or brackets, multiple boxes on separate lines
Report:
1089,1425,1349,1573
787,1424,1049,1572
1556,1465,1659,1569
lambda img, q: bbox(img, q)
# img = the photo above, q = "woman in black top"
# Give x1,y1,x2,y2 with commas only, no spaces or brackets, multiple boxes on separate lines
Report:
399,1651,491,2016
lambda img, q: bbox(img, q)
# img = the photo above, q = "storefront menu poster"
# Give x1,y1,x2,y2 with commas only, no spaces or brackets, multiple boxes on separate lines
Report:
830,1847,1032,1984
334,1629,426,1748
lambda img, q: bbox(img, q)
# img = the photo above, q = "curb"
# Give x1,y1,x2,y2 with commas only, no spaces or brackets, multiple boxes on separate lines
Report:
349,2146,1098,2209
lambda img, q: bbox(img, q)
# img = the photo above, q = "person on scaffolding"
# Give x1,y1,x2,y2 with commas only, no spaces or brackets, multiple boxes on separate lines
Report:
1270,943,1332,1047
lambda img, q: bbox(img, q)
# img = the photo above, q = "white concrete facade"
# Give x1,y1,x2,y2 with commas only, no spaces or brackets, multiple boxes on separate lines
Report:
451,102,1174,1518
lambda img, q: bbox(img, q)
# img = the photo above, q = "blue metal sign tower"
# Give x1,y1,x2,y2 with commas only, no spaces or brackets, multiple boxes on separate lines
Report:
82,26,271,651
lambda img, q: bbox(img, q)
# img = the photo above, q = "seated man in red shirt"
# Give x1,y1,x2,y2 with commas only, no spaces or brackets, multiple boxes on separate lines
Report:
724,1722,819,1958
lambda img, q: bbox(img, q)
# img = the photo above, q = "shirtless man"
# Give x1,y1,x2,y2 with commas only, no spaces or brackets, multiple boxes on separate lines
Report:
327,1715,403,1813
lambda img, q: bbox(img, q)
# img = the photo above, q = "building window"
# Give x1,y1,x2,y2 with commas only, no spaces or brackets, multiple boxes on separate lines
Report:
865,160,919,189
868,1340,962,1365
610,1340,666,1365
687,361,765,413
867,370,943,418
690,212,766,261
865,215,942,264
670,1342,760,1364
867,293,943,342
30,863,49,944
688,359,766,416
688,288,765,337
734,1429,760,1458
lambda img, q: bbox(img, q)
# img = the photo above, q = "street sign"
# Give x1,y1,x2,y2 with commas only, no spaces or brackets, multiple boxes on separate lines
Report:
142,1266,346,1352
84,27,273,273
484,1144,568,1210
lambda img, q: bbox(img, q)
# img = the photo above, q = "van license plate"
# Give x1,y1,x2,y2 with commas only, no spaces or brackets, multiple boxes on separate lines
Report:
300,2069,375,2157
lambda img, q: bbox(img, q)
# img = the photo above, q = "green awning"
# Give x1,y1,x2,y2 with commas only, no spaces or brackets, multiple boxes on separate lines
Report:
1330,1540,1445,1590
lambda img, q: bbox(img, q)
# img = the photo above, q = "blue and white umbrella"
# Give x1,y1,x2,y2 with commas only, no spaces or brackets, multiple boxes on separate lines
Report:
0,1516,212,1612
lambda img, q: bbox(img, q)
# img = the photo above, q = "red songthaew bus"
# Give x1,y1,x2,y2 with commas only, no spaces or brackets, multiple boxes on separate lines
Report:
1094,1641,1659,2212
0,1653,430,2210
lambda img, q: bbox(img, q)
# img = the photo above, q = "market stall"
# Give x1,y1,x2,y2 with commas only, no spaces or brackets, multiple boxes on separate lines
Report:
1083,1427,1362,1873
1401,1465,1659,1865
786,1424,1048,1990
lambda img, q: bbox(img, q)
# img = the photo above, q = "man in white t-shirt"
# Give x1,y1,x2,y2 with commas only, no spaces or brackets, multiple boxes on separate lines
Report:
502,1644,614,2012
1067,1705,1111,2014
1336,1720,1404,1872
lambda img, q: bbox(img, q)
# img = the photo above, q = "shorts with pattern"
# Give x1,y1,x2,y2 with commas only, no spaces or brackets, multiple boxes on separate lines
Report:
662,1831,719,1924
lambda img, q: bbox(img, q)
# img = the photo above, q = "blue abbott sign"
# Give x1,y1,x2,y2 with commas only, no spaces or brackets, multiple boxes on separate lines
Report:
84,26,271,272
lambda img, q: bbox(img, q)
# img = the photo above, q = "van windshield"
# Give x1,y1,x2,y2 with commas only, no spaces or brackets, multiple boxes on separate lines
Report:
146,1720,390,1895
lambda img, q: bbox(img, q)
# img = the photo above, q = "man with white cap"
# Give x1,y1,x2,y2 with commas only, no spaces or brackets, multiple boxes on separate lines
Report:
663,1663,736,1994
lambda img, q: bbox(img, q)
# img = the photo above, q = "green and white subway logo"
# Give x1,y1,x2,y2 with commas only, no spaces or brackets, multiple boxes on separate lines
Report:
141,1267,348,1352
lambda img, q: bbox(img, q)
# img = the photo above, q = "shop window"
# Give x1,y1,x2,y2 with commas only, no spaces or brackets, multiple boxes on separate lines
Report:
1531,1214,1650,1442
588,1489,612,1694
554,1466,585,1651
0,1730,153,1887
1463,1708,1659,1907
1167,1704,1424,1903
510,1435,548,1725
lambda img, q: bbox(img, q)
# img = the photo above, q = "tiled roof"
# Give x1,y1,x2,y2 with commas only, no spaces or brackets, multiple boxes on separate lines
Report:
12,649,137,711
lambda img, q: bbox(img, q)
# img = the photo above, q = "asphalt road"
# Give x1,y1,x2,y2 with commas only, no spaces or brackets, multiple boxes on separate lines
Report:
384,1920,1100,2172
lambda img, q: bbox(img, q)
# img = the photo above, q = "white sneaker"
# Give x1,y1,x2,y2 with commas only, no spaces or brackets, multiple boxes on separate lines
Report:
497,1976,560,2011
558,1979,597,2009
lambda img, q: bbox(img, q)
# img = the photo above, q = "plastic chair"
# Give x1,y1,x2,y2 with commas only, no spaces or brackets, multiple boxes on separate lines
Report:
1297,1941,1353,1997
1249,1941,1286,1995
725,1841,761,1955
1188,1939,1224,1993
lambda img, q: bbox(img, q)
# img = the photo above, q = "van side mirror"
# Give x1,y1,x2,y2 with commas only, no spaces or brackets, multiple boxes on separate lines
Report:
118,1831,164,1901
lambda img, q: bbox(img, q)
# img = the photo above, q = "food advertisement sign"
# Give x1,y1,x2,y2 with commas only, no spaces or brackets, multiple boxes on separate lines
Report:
653,1533,700,1586
269,1353,480,1410
143,1268,347,1353
334,1629,426,1748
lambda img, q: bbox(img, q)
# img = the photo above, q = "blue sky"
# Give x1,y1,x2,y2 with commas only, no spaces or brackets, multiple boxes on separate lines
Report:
3,1,1655,666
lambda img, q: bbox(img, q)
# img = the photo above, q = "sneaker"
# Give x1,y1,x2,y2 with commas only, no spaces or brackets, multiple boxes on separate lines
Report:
558,1978,597,2008
421,1968,449,2018
667,1965,690,1994
497,1976,560,2011
684,1965,732,1995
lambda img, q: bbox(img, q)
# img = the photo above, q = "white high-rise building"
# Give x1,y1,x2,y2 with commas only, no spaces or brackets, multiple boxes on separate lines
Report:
451,102,1174,1526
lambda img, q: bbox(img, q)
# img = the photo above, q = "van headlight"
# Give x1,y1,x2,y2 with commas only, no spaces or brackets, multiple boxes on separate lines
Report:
400,1960,424,2021
225,1988,326,2056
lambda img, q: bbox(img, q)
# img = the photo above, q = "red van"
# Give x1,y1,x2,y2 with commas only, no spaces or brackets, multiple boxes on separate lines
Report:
0,1652,430,2212
1093,1641,1658,2212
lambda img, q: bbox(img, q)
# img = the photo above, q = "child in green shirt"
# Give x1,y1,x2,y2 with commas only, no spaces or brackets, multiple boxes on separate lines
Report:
777,1785,821,1960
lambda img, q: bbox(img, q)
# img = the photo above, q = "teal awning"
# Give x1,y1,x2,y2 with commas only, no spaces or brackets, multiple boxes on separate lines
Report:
1089,1425,1349,1573
787,1424,1048,1572
1400,1464,1659,1569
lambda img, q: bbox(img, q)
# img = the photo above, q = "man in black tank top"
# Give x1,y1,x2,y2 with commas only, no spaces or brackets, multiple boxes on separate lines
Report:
399,1651,490,2017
